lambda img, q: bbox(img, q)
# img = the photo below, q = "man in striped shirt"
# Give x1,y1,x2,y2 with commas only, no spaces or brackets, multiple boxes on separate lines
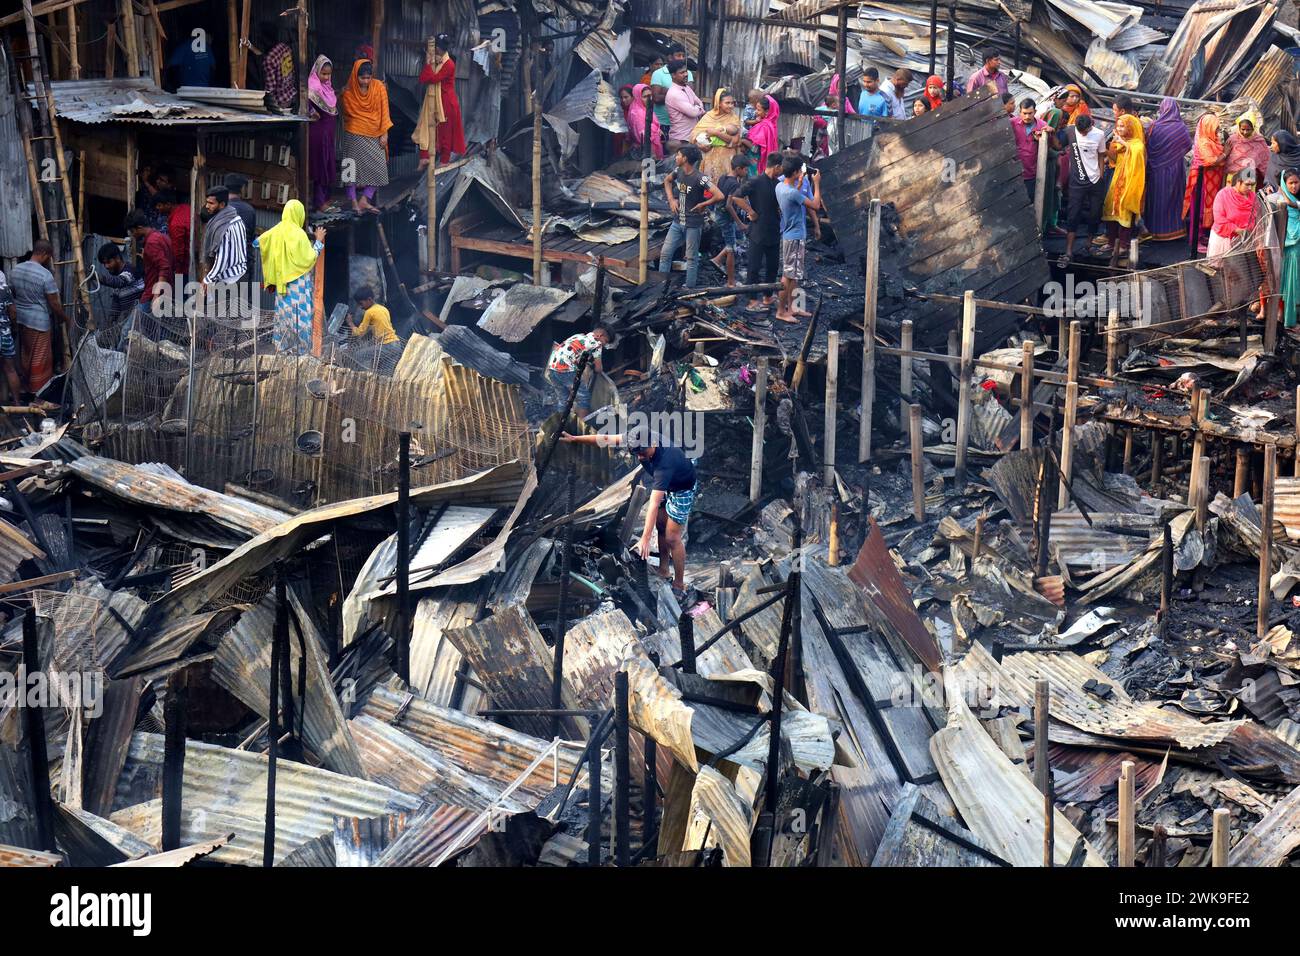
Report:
200,186,248,315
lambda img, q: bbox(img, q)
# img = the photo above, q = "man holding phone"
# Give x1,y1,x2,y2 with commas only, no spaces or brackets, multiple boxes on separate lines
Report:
774,157,821,323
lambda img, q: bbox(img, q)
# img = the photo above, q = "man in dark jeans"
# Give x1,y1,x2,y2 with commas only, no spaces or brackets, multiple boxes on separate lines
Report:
731,151,783,312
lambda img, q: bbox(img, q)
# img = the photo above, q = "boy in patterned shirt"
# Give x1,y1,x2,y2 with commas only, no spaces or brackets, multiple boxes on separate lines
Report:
546,326,610,420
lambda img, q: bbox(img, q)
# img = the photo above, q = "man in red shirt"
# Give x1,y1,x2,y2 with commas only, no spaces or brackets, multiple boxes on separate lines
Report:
154,191,192,277
126,208,176,310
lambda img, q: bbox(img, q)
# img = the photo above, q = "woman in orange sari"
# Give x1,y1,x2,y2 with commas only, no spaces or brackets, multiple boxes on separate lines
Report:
1182,113,1225,255
339,59,392,215
1099,114,1146,267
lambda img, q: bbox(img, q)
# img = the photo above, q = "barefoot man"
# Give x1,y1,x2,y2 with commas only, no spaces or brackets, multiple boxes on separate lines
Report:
560,427,697,597
774,157,821,323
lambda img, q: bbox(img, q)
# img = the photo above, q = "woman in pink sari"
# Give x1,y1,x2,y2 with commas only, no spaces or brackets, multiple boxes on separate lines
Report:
748,94,780,163
1208,177,1260,259
624,82,663,159
1225,109,1271,185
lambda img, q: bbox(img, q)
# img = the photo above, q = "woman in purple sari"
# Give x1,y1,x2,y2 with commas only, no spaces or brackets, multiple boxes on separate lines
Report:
307,55,338,211
1144,97,1192,240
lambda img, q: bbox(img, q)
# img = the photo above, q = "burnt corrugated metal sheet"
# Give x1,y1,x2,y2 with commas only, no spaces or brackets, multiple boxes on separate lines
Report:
211,591,365,777
375,802,483,866
477,284,575,344
0,47,33,260
360,684,585,802
0,516,44,585
110,836,231,867
848,518,942,672
0,844,62,867
436,325,533,386
111,734,420,866
40,79,305,126
332,814,408,867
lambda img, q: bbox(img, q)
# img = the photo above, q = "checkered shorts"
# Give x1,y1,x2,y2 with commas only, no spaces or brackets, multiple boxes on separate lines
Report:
664,484,696,525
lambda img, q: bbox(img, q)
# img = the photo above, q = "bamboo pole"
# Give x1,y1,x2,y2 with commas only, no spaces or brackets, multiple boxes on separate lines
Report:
1233,446,1249,498
1020,341,1034,450
1211,807,1230,867
828,500,840,566
638,168,649,284
899,320,913,430
1033,127,1048,233
227,0,237,86
1057,321,1080,509
1189,387,1206,510
1106,307,1118,376
749,358,768,504
824,330,839,486
1122,428,1133,475
1118,760,1135,867
1195,454,1209,532
237,0,251,88
119,0,139,76
954,291,976,490
859,198,881,462
1260,444,1276,641
910,404,925,522
1151,431,1162,490
66,2,79,78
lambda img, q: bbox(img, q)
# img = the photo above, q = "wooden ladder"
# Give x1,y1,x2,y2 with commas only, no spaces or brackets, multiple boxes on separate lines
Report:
13,0,93,353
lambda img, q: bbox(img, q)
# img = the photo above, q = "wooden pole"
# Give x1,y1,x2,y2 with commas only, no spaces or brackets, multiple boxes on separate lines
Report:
1235,446,1250,498
638,168,649,284
1294,385,1300,477
1020,341,1034,450
835,3,847,155
227,0,237,86
1128,236,1139,269
828,499,840,566
1033,128,1048,232
531,58,544,286
972,514,985,567
66,3,79,78
1159,522,1172,636
1034,679,1052,867
1195,453,1209,532
910,404,925,522
237,0,251,88
1106,307,1118,376
1151,431,1162,490
370,0,383,72
900,320,913,430
1211,807,1230,867
1259,443,1276,641
1188,386,1204,511
1118,760,1135,867
824,330,839,486
749,358,768,503
859,198,881,462
954,291,976,490
1057,321,1080,509
1122,428,1133,475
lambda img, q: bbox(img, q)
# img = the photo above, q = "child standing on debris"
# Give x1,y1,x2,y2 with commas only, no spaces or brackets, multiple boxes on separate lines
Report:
709,153,750,287
559,427,697,598
774,158,821,324
545,326,610,420
348,286,399,345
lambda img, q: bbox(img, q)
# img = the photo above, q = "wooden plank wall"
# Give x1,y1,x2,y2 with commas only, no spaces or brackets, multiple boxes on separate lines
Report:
819,89,1050,352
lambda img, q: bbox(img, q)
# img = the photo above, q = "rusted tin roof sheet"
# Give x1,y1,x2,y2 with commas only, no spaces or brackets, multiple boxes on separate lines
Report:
848,517,942,672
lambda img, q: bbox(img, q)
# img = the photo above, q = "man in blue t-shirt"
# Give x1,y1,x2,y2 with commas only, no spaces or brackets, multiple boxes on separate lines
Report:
773,157,821,323
560,428,698,595
856,68,891,117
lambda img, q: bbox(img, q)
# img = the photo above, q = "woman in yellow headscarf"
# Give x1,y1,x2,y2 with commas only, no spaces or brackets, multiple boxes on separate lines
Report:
691,88,744,180
1100,114,1146,267
255,199,326,354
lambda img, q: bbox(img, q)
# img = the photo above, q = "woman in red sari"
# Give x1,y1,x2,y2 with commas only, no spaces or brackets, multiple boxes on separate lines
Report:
414,33,466,167
1182,113,1225,255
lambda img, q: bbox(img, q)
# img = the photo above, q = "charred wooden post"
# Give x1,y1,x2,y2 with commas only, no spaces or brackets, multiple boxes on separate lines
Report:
1118,760,1135,867
265,571,288,867
1151,431,1163,489
1259,444,1277,641
614,669,630,867
900,320,914,430
1159,522,1173,637
531,56,544,286
1295,385,1300,477
971,514,985,571
587,723,602,866
1122,429,1134,476
1211,807,1230,867
550,469,575,740
859,199,881,462
21,608,56,852
910,404,925,522
1033,409,1058,579
750,357,768,503
1020,341,1034,450
1195,453,1209,532
928,0,939,74
824,330,839,485
643,714,657,850
944,0,956,99
1235,446,1250,498
829,498,841,566
162,670,188,852
1189,387,1206,511
427,135,438,273
954,291,976,490
1149,824,1168,867
679,609,696,675
396,431,411,684
1034,679,1053,867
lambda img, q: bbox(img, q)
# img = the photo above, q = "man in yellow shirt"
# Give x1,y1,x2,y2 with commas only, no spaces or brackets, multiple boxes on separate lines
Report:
348,286,399,344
